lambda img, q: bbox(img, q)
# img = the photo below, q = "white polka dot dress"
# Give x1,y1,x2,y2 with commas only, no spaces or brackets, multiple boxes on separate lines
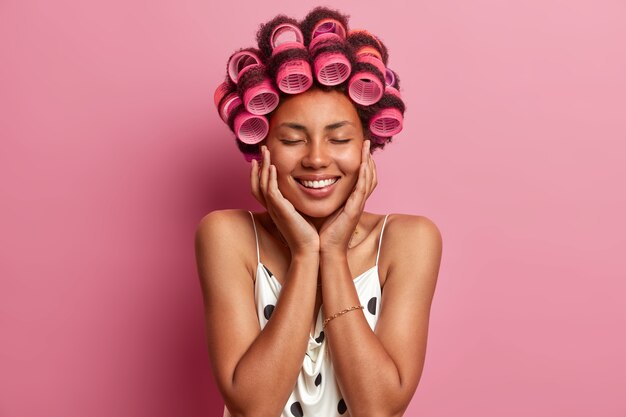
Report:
223,212,390,417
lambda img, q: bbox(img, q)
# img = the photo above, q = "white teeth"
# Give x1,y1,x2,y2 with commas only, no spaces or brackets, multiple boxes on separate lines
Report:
300,178,338,189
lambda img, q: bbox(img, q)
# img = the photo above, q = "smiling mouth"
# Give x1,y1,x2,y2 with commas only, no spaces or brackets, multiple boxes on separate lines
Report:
295,178,340,189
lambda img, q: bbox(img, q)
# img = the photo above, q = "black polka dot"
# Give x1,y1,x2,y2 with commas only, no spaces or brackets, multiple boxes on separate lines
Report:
367,297,377,315
315,373,322,386
263,304,275,320
290,401,303,417
337,398,347,414
315,331,325,344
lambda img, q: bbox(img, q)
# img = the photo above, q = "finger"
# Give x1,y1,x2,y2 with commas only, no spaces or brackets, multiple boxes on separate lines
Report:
362,141,376,195
268,164,297,215
267,164,283,205
345,159,368,216
260,146,270,196
361,141,371,194
367,143,376,193
364,143,372,192
250,159,266,206
355,143,373,208
362,139,369,165
370,157,378,194
358,158,368,199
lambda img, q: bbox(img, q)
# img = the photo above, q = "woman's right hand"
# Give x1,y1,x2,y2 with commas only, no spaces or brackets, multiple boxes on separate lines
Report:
251,146,320,256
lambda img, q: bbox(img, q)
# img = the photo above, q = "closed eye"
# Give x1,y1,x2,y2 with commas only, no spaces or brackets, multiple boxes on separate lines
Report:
331,139,352,144
280,139,304,145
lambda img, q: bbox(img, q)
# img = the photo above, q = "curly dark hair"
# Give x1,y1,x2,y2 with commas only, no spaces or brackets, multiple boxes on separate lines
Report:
214,6,406,161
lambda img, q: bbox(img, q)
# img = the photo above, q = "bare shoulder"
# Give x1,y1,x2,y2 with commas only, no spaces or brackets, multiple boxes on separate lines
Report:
381,214,443,286
385,214,443,246
195,208,254,232
195,209,257,282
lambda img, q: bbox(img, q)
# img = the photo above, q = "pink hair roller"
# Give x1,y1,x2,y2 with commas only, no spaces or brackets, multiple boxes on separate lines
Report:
309,19,351,86
384,68,401,98
273,43,313,93
234,110,269,144
238,64,280,115
228,51,279,114
214,82,243,122
369,108,403,137
228,50,262,84
219,93,243,123
385,85,401,98
312,51,352,86
385,68,396,87
312,18,347,39
214,82,230,109
348,53,386,105
271,23,313,94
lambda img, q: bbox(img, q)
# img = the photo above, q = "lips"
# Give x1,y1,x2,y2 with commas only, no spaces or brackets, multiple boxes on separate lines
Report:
294,176,340,198
297,177,339,189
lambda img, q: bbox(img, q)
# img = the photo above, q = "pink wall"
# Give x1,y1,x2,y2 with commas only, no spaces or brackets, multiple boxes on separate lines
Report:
2,0,625,416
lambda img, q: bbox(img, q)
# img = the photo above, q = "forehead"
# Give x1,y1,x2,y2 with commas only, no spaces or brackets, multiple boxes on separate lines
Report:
270,88,360,127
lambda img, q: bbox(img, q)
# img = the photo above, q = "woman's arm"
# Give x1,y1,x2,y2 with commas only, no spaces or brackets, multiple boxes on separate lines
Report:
195,209,319,417
320,215,442,417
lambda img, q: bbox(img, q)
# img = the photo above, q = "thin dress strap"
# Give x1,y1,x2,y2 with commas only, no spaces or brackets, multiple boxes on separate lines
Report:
248,211,260,264
376,214,391,266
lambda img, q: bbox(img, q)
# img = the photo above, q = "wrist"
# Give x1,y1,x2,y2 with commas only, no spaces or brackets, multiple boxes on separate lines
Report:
319,249,348,262
290,250,320,264
319,238,350,256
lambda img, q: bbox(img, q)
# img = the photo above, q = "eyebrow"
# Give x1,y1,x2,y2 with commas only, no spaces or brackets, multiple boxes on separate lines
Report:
278,120,355,132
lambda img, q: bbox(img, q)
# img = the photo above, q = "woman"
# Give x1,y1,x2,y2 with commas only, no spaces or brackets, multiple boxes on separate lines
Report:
196,7,442,417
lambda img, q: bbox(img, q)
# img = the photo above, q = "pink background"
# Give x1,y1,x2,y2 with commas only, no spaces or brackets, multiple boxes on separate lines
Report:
2,0,625,416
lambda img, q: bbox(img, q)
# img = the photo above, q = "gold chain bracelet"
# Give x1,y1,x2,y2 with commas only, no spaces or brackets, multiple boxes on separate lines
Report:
322,305,364,329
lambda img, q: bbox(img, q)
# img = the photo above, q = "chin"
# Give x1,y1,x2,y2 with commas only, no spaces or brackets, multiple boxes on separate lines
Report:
292,200,344,219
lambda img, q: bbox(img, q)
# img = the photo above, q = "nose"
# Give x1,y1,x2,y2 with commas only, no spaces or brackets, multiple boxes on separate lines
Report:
301,140,331,169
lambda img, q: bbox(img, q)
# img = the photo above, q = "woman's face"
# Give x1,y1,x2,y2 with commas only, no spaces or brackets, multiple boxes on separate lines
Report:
265,88,366,219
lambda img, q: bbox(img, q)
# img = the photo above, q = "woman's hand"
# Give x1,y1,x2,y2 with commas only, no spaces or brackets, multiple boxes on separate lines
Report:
251,146,320,256
319,140,377,254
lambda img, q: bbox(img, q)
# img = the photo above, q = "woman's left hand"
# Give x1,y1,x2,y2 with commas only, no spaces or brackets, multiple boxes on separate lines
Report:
319,140,377,254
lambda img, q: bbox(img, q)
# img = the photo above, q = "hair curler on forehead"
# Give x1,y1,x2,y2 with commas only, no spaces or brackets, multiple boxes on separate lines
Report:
213,6,407,161
310,40,353,86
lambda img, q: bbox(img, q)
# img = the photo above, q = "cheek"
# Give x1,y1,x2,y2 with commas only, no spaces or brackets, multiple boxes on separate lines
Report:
269,154,295,190
265,146,291,171
336,150,362,174
271,156,293,180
